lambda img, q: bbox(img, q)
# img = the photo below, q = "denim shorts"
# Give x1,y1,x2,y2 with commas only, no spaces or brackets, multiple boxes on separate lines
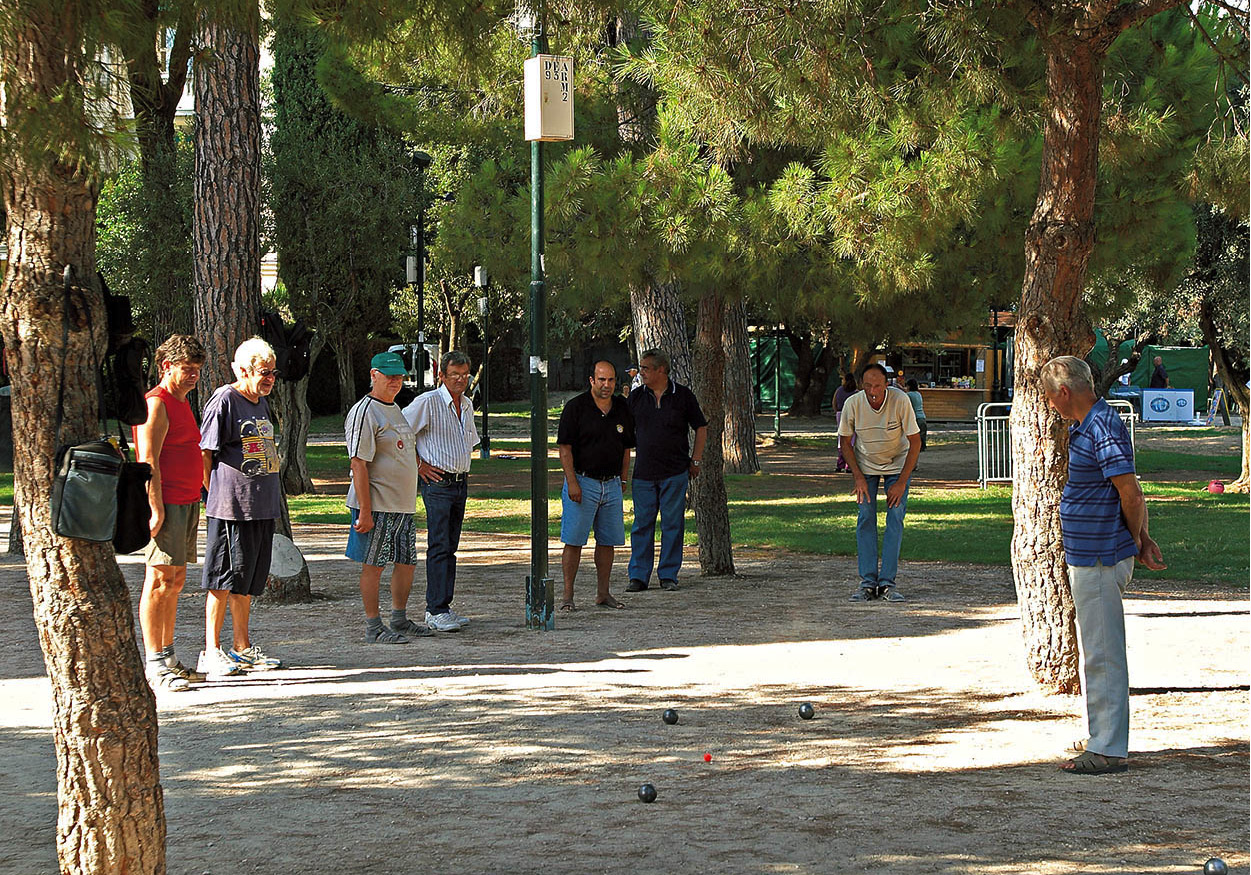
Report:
560,475,625,547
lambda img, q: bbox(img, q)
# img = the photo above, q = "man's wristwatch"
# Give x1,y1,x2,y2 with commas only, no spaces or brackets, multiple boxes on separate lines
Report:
691,460,701,467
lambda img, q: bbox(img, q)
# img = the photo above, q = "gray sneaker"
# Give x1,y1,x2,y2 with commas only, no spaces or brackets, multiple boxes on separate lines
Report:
425,611,462,632
446,609,470,627
849,586,878,602
879,585,906,602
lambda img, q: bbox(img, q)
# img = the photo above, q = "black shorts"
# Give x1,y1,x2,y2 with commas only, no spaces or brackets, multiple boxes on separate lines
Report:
202,517,275,596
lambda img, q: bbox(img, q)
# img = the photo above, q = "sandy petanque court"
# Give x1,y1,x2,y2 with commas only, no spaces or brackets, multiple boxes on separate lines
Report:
0,425,1248,874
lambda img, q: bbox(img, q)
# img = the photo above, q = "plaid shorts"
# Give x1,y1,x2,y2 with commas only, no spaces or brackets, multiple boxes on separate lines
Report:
345,509,418,567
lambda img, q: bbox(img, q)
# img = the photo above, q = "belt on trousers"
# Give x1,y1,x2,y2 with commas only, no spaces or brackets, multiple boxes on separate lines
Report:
438,472,468,482
577,471,618,481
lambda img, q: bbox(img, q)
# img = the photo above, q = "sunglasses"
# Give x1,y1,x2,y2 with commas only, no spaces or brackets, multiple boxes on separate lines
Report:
251,367,281,378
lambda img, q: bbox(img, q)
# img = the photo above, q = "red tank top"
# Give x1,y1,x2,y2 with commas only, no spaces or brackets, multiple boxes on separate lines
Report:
133,387,203,504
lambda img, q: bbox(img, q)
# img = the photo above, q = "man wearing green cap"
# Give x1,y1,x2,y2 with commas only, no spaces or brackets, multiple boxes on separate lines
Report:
345,351,429,643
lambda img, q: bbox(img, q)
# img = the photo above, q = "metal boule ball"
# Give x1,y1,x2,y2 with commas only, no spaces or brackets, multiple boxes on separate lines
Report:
1203,858,1228,875
638,783,657,803
662,708,679,725
798,702,816,720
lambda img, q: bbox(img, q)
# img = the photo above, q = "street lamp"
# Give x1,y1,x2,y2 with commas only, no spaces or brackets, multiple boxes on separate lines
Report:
411,150,432,389
475,266,490,460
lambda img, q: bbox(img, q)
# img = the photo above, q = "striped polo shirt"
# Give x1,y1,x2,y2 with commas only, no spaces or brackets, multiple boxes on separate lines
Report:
402,384,479,474
1059,398,1138,567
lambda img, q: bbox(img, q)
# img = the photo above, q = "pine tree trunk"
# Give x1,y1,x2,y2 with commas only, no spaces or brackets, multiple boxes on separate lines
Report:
1009,34,1107,695
722,295,759,474
786,328,815,416
1,13,165,870
332,331,357,414
690,292,735,576
792,338,836,417
630,277,691,385
192,6,262,396
270,373,315,495
1198,298,1250,492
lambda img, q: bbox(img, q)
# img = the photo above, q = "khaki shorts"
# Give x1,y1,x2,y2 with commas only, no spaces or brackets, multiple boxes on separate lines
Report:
144,502,200,567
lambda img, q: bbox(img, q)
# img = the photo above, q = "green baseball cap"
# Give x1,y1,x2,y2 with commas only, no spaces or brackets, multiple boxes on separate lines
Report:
370,352,407,376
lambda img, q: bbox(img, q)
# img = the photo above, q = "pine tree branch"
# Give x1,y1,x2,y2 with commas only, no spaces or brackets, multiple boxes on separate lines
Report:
1103,0,1186,35
1186,4,1251,88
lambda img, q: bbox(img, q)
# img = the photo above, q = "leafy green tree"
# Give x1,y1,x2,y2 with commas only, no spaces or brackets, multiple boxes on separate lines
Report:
269,21,415,423
620,0,1246,692
97,134,195,340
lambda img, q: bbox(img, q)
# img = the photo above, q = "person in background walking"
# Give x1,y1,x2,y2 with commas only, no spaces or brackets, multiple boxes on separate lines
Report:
905,379,927,452
833,372,858,473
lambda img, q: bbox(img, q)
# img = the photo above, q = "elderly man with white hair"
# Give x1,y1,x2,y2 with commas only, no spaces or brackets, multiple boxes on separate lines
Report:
197,337,286,679
1041,355,1165,775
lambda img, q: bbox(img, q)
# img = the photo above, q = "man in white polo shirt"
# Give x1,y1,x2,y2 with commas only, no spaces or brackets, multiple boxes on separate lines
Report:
839,362,921,602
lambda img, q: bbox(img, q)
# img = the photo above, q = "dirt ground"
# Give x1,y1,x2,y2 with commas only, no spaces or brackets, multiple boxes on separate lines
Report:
0,424,1247,875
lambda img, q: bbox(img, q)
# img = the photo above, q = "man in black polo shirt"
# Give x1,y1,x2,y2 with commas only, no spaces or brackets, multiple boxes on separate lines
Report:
557,361,636,611
626,348,708,592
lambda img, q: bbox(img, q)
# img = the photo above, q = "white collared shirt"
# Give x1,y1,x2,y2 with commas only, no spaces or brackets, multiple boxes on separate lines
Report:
402,384,479,474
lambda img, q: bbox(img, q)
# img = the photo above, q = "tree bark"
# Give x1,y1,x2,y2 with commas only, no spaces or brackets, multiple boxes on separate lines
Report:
722,295,759,474
1089,330,1151,398
1198,298,1250,491
1009,29,1110,695
785,327,814,416
192,5,262,396
630,277,691,385
791,332,836,417
331,331,357,414
1,10,165,871
690,291,735,576
270,368,316,495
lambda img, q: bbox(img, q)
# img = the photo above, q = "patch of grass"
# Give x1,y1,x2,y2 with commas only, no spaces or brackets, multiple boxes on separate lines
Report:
0,472,11,506
1134,448,1241,476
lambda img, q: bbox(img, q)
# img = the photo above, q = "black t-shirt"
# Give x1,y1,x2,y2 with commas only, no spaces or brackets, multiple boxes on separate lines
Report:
556,391,636,478
628,380,708,481
1149,364,1168,388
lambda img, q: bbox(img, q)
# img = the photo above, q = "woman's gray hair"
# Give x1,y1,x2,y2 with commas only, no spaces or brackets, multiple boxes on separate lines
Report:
231,337,277,377
1040,356,1094,395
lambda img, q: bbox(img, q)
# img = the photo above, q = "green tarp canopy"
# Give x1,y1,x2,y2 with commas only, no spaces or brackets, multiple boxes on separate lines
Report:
1090,330,1210,409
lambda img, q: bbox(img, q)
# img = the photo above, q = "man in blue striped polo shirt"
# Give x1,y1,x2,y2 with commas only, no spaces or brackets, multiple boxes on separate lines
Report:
1042,356,1166,776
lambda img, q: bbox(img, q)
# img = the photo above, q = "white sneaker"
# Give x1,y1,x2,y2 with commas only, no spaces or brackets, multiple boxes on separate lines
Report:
197,647,244,679
425,611,462,632
447,609,470,627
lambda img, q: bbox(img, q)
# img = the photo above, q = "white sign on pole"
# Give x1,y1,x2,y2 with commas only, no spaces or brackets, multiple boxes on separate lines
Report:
524,55,574,141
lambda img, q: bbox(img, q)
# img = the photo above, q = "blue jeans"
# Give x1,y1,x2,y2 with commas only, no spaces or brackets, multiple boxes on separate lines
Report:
420,478,467,614
629,472,689,583
856,473,910,588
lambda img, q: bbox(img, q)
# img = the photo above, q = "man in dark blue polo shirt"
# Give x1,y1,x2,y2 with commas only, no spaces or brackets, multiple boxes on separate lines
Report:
557,361,636,611
1042,356,1165,776
626,348,708,592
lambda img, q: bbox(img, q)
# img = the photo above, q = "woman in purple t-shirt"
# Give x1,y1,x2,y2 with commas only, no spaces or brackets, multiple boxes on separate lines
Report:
196,338,285,680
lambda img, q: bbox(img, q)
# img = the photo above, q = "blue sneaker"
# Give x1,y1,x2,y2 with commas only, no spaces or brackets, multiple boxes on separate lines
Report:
849,586,878,602
227,644,284,671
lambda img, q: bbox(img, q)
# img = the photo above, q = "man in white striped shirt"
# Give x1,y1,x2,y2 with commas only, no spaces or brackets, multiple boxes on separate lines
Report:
402,350,480,632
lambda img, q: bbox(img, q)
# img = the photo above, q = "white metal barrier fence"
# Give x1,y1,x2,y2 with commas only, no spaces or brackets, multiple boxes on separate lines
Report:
977,400,1136,487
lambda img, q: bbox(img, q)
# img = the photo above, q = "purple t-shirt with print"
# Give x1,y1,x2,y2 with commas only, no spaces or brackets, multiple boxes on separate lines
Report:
200,385,283,521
